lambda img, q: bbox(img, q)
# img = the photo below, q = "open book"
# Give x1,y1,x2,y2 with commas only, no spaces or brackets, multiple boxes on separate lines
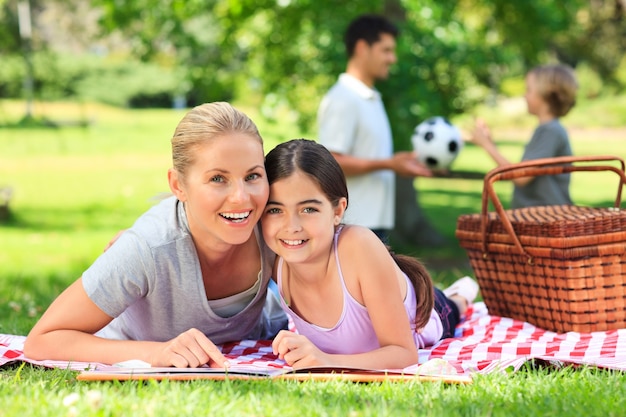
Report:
76,360,472,384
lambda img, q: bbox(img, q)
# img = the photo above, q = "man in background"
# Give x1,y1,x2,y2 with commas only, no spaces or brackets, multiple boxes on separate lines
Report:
317,14,431,244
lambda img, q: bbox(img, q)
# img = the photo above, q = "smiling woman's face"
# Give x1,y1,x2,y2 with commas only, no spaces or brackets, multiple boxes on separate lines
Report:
171,132,269,247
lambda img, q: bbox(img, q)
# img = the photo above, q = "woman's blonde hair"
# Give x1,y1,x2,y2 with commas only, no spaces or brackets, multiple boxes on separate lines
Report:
529,64,578,117
171,102,262,178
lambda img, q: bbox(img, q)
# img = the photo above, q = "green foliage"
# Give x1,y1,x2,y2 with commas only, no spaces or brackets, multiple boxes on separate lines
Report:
213,0,380,129
0,51,184,107
73,57,183,108
2,0,626,139
94,0,239,104
200,0,626,148
576,62,606,99
499,77,525,97
384,2,496,150
0,0,21,53
0,54,23,97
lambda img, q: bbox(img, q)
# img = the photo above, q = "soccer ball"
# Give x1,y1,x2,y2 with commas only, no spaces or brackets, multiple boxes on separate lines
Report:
411,116,463,170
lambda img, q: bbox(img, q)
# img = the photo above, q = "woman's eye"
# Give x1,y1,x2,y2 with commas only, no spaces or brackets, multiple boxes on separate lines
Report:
302,207,318,214
210,175,225,183
246,173,261,181
266,207,281,214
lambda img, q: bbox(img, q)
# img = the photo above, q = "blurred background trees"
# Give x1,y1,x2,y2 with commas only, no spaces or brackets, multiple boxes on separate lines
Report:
2,0,624,139
1,0,624,245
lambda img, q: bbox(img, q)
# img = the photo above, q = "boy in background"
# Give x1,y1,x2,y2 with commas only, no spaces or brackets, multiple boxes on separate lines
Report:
472,64,578,208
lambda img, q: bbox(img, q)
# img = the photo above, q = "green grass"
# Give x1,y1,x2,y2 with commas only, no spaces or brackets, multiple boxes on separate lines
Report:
1,98,626,416
1,363,626,417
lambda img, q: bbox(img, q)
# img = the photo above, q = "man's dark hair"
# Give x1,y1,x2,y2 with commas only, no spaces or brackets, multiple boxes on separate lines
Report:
344,14,399,58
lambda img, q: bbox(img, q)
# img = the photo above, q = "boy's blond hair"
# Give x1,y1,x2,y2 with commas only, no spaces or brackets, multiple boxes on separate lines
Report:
529,64,578,117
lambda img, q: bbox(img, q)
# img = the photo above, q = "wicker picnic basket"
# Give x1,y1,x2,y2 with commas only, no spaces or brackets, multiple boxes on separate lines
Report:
455,155,626,333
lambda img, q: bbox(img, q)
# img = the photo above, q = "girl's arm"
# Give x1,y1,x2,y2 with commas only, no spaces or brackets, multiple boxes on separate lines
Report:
273,227,419,370
23,278,228,368
341,227,419,369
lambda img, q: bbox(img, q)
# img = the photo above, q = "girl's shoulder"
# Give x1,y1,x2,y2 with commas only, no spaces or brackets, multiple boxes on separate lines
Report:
337,225,390,258
338,224,379,243
336,225,401,297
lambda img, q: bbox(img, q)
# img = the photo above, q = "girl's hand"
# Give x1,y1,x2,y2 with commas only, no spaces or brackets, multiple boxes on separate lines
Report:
149,328,229,368
272,330,331,369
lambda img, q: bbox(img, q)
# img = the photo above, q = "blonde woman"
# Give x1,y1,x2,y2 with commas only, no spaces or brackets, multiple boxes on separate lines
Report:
24,103,287,367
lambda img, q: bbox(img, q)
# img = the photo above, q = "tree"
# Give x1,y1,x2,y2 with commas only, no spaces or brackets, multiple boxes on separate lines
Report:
3,0,624,245
89,0,625,247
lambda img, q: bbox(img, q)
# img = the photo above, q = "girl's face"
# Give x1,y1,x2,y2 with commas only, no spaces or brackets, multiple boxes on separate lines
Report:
261,170,346,265
524,72,547,116
169,133,269,248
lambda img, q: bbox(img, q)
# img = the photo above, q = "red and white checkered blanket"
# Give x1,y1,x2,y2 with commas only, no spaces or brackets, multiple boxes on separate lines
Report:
3,302,626,375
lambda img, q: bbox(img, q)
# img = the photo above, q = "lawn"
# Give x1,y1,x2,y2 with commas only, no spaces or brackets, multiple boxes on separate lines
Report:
1,97,626,416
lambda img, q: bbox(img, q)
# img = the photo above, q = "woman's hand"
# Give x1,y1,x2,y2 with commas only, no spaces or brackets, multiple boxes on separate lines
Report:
272,330,332,369
149,328,229,368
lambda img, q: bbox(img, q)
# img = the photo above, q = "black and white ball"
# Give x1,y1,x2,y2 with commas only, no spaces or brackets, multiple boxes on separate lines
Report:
411,116,463,170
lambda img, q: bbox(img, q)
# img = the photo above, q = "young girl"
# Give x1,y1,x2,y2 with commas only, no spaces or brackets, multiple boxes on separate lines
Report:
472,63,578,208
262,139,478,370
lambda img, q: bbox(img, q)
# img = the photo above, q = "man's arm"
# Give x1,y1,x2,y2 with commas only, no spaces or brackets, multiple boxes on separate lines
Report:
330,152,393,176
331,151,432,178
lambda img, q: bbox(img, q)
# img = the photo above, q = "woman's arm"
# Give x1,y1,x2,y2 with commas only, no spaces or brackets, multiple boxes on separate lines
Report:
23,278,229,368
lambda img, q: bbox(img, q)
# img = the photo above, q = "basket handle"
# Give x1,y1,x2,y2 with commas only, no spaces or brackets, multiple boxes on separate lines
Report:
480,155,626,263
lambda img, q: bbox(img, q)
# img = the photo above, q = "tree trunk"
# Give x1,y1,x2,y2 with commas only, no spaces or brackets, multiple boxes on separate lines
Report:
391,176,447,247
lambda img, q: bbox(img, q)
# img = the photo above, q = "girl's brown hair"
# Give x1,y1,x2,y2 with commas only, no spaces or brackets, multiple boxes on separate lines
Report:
391,253,435,330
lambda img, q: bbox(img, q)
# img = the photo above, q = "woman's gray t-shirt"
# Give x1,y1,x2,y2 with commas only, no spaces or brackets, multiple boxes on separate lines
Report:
82,196,286,344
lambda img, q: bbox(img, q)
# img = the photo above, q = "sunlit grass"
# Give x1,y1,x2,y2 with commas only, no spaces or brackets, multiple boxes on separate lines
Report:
1,361,625,417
